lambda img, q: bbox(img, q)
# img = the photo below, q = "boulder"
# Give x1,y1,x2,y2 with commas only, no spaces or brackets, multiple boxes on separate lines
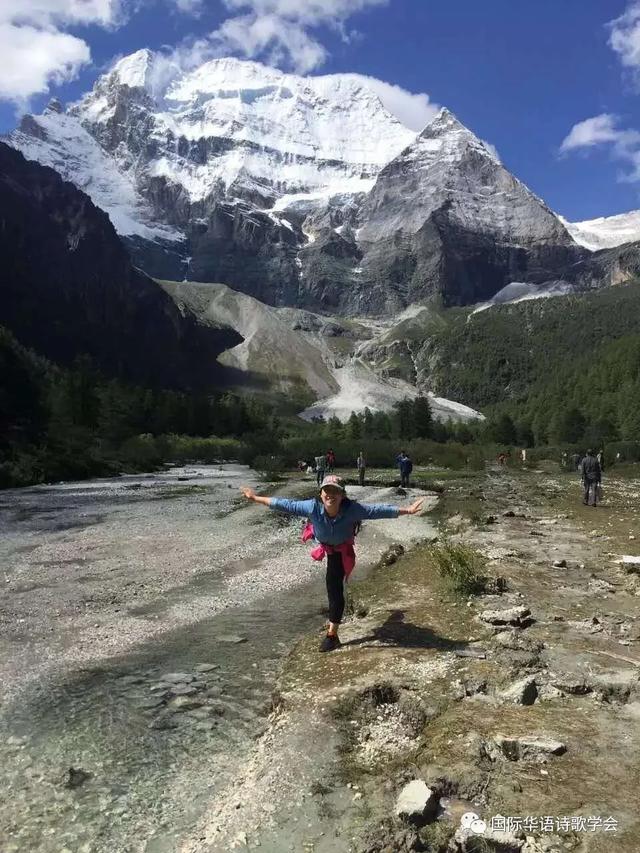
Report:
550,676,591,695
493,631,544,653
537,684,565,701
453,679,488,700
492,734,566,761
498,676,538,706
395,779,439,825
480,606,532,628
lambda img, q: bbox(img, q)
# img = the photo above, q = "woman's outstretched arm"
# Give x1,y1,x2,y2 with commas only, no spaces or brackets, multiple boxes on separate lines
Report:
241,487,316,516
398,498,425,515
241,486,272,507
356,497,425,520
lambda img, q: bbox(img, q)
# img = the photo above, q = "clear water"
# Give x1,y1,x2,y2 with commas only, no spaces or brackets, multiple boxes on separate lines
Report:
0,467,435,852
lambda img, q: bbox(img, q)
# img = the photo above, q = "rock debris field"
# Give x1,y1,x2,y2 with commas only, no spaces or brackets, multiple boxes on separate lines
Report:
179,466,640,853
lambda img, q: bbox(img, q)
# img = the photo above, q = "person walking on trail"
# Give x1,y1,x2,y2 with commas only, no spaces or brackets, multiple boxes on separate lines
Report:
580,449,602,507
240,475,424,652
396,451,413,487
597,449,605,473
326,449,336,473
314,453,326,487
356,451,366,486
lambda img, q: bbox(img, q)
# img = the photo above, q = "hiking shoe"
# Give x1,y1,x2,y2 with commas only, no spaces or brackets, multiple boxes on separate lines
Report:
319,634,341,653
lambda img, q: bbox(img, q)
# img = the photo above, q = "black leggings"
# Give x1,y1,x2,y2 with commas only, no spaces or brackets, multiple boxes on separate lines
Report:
326,551,346,624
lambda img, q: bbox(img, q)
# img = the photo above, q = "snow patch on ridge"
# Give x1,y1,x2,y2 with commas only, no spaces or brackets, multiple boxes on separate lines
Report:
561,212,640,251
6,111,182,242
471,281,574,315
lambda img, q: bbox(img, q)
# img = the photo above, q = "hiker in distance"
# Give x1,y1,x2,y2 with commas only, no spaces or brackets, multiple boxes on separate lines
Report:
240,475,424,652
356,451,366,486
580,449,602,507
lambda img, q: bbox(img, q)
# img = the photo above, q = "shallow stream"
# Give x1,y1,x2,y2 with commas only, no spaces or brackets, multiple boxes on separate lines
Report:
0,466,435,852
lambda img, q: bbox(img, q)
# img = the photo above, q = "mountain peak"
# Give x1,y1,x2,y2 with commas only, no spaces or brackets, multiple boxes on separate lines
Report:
45,98,63,114
109,48,157,91
421,107,472,138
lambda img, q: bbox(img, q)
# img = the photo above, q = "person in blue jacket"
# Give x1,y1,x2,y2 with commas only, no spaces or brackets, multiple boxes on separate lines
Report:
241,474,424,652
396,450,413,487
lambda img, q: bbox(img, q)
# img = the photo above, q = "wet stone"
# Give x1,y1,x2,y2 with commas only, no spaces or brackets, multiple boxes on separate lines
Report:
167,696,204,712
160,672,196,683
137,697,166,710
64,767,91,789
149,714,178,731
117,674,145,686
195,663,219,673
169,685,198,697
149,682,172,693
187,707,217,720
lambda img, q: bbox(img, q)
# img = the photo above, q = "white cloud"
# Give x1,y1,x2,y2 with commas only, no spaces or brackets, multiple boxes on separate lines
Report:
211,0,388,73
349,75,438,131
0,23,90,102
560,113,640,183
560,114,622,151
608,1,640,70
171,0,204,14
213,13,327,73
1,0,123,28
481,139,500,163
0,0,123,103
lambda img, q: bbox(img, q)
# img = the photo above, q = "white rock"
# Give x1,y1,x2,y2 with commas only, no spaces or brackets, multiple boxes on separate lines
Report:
395,779,439,824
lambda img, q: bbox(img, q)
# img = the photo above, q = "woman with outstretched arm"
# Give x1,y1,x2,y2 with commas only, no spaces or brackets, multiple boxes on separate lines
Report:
241,475,424,652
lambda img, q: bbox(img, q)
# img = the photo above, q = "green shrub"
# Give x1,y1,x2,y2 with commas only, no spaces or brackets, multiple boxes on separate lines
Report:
432,542,488,598
252,454,287,481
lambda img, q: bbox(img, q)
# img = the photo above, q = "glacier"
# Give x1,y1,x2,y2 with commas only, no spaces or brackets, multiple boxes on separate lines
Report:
561,211,640,251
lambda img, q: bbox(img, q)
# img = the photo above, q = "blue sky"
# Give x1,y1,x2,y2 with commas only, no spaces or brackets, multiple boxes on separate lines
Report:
1,0,640,221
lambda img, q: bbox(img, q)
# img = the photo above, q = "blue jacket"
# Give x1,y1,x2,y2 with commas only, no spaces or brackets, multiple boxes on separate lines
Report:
269,497,399,545
396,455,413,475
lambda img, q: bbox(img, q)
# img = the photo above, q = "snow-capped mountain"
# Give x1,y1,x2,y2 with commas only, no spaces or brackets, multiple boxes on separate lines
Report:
561,211,640,251
6,50,588,313
10,50,413,232
359,110,568,243
298,109,580,312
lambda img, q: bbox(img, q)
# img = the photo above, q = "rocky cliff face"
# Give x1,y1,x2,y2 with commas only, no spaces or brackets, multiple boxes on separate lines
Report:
300,110,583,311
0,142,240,389
5,53,593,314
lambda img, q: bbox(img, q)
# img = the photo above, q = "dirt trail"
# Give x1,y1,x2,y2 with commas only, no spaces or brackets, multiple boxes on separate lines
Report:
184,467,640,853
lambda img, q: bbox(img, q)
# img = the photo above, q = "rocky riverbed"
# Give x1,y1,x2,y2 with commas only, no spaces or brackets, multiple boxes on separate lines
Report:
178,466,640,853
0,465,437,852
